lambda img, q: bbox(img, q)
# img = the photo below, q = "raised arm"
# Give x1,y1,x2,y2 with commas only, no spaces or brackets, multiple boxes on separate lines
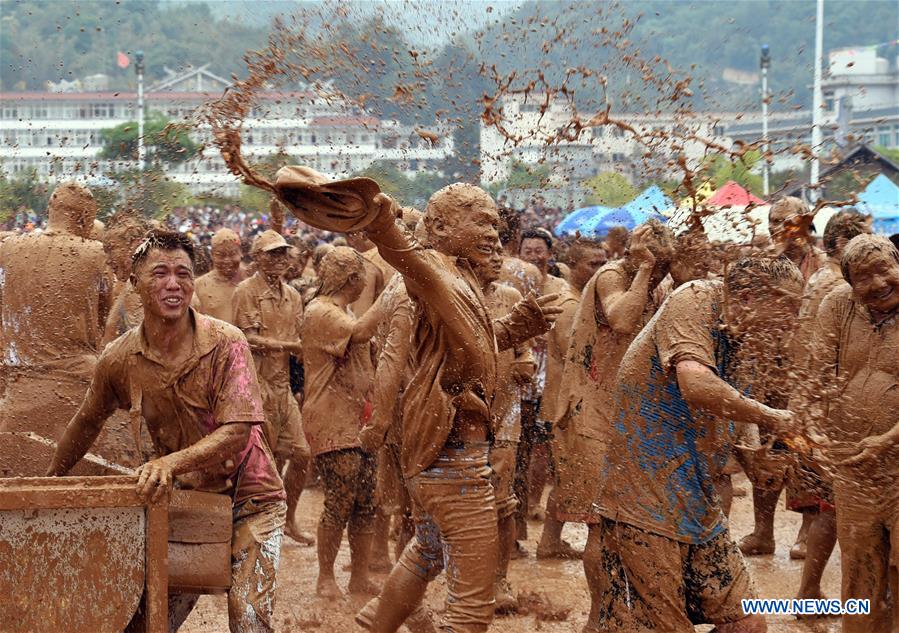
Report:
596,226,657,334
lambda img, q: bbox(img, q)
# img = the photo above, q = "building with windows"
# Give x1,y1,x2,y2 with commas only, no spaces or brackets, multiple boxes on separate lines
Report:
722,48,899,174
479,90,731,186
0,65,452,197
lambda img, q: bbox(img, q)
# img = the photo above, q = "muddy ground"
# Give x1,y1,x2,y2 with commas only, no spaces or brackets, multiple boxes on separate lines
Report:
182,472,841,632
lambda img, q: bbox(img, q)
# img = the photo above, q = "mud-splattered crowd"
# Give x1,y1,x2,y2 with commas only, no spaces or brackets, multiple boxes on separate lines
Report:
1,175,898,633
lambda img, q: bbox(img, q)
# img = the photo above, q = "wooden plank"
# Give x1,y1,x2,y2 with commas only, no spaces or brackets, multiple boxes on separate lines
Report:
145,500,170,633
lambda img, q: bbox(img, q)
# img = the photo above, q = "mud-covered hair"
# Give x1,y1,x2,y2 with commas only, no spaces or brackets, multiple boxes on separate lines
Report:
841,234,899,284
725,255,803,295
521,227,553,250
131,228,196,272
822,209,871,257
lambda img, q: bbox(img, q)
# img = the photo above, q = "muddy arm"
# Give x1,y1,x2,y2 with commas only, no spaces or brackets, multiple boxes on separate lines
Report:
676,360,792,433
493,294,555,351
359,292,414,450
597,264,654,335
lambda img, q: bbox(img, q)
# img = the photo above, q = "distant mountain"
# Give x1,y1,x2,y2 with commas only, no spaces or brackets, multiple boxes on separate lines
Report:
2,0,894,118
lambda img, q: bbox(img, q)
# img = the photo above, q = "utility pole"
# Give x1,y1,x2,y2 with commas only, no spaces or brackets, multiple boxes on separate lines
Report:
810,0,824,199
136,50,145,171
760,44,771,197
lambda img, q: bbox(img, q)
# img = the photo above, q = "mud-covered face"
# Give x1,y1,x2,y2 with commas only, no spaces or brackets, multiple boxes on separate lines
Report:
474,242,504,286
848,252,899,316
570,245,607,290
441,205,501,268
519,238,551,272
211,241,242,279
133,248,194,322
768,206,811,250
256,246,289,281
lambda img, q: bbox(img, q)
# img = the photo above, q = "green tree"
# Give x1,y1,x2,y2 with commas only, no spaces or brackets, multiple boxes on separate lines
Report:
701,151,764,195
353,162,449,209
117,166,194,218
583,172,638,207
875,146,899,165
0,168,50,223
499,160,552,191
100,113,198,165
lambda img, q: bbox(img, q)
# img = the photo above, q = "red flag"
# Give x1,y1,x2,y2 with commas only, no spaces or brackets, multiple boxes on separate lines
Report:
117,52,130,69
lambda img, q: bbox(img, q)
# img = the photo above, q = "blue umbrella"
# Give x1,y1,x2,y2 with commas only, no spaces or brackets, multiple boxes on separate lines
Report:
554,205,614,237
582,186,672,234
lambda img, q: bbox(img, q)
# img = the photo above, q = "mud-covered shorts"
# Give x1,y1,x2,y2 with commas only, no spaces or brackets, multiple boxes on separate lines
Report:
260,382,310,461
596,518,755,632
315,447,376,531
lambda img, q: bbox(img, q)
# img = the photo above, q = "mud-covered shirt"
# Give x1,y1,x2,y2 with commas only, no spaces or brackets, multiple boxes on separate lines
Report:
598,280,736,544
809,284,899,477
232,272,303,389
77,309,285,505
193,269,243,324
301,296,374,457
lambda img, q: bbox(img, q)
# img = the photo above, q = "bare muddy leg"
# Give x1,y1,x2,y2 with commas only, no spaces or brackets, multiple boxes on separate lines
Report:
796,509,837,601
495,514,517,614
582,524,603,630
739,487,780,555
789,510,814,560
371,509,393,571
348,522,380,596
283,453,314,546
316,523,344,598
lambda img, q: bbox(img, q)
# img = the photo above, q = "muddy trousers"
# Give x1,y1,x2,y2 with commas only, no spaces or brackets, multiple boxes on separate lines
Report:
126,500,286,633
378,443,498,632
834,475,899,633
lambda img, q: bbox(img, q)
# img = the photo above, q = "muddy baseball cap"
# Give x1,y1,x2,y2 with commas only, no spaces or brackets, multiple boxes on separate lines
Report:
251,230,289,255
273,165,382,233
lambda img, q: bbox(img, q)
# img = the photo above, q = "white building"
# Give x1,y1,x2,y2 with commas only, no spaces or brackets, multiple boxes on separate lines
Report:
479,91,731,186
0,65,453,197
723,47,899,173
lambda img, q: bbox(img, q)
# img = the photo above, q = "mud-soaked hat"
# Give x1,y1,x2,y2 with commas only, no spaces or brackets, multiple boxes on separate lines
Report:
251,230,289,255
273,166,382,233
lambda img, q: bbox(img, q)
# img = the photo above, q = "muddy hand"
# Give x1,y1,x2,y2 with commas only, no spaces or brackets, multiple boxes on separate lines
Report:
628,225,656,269
535,293,563,324
135,457,175,503
368,193,401,234
837,434,892,467
358,423,387,454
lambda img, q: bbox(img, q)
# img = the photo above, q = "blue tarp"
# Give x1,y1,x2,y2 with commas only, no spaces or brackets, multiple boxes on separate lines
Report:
554,205,614,237
554,185,674,237
623,185,675,219
856,175,899,235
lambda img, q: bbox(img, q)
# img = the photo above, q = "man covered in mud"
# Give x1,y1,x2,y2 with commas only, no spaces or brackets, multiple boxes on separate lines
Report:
595,256,803,633
347,183,560,633
47,229,287,632
192,227,246,324
101,213,152,346
517,228,571,530
232,230,312,546
739,196,826,558
551,219,674,627
301,245,382,599
786,209,870,603
805,234,899,633
0,182,113,446
535,237,604,559
474,243,535,612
